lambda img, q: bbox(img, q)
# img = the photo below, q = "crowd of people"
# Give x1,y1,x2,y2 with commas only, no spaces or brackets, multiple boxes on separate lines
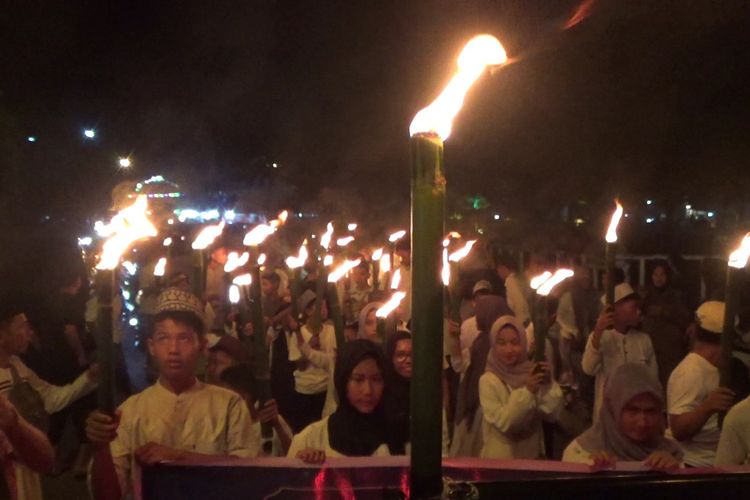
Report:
1,238,749,499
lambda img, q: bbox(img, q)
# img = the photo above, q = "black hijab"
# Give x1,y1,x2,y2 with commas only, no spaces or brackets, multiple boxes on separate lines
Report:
327,339,389,456
384,330,412,454
454,295,512,425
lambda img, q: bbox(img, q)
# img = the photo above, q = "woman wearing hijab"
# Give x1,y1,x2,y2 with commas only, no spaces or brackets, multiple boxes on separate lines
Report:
479,315,563,459
288,339,390,462
563,363,682,471
450,295,512,457
357,302,382,344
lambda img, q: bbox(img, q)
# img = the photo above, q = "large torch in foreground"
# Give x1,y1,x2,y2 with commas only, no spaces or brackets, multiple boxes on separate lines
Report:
530,269,574,362
95,195,157,414
408,34,506,497
604,200,623,306
720,233,750,390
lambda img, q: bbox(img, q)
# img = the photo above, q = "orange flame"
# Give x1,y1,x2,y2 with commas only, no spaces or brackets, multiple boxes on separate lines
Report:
328,259,362,283
337,236,355,247
286,244,309,269
391,268,402,290
530,271,553,290
323,255,334,267
372,248,384,261
728,233,750,269
153,257,167,277
449,240,476,262
410,35,507,140
532,269,575,296
257,253,267,266
96,195,158,270
376,291,406,318
563,0,597,30
243,224,276,246
380,254,391,273
389,230,407,243
192,221,225,250
233,274,252,286
605,200,624,243
320,222,335,250
228,285,241,304
347,223,358,231
163,237,173,247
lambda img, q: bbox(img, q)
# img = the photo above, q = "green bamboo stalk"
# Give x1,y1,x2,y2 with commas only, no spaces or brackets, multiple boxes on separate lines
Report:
95,269,116,415
532,294,547,363
409,133,445,498
326,282,346,349
719,266,740,389
605,242,616,306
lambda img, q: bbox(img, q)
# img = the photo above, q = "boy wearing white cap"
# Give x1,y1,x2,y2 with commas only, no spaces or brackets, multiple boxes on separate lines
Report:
582,283,658,421
86,288,257,500
667,301,735,467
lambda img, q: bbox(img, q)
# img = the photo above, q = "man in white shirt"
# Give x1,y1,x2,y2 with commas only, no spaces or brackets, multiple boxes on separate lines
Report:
448,280,492,375
495,257,531,325
667,301,735,467
582,283,658,421
86,288,256,500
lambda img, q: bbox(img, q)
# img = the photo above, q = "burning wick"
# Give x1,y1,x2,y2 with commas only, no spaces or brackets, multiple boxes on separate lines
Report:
605,200,624,243
153,258,167,277
389,230,407,243
376,292,406,318
328,259,362,283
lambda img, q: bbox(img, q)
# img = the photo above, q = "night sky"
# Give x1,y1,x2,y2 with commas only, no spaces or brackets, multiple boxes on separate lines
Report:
2,0,750,227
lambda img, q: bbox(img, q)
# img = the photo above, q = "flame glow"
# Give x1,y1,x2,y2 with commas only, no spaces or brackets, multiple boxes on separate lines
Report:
323,255,334,267
372,248,384,261
328,259,362,283
410,35,507,140
320,222,335,250
391,268,402,289
536,269,575,296
228,285,241,304
380,254,391,273
530,271,553,290
286,244,309,269
224,252,242,272
96,195,158,270
449,240,476,262
605,200,624,244
336,236,355,247
376,291,406,318
163,237,173,247
243,224,276,246
442,248,450,286
728,233,750,269
153,257,167,277
192,221,225,250
448,231,462,239
257,253,267,266
347,223,358,231
233,274,252,286
389,230,407,243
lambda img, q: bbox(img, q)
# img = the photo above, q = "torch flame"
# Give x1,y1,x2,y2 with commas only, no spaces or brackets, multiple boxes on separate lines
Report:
96,195,158,270
153,257,167,277
257,253,267,266
391,268,402,290
728,233,750,269
376,291,406,318
323,255,334,267
441,248,450,286
372,248,384,261
228,285,241,305
449,240,476,262
410,34,507,140
233,274,252,286
442,239,450,248
605,200,624,243
192,221,225,250
448,231,462,239
380,254,391,273
536,269,575,296
328,259,362,283
530,271,553,290
337,236,355,247
224,252,241,272
321,222,335,250
286,244,309,269
243,224,277,246
163,237,173,247
347,223,358,231
389,230,407,243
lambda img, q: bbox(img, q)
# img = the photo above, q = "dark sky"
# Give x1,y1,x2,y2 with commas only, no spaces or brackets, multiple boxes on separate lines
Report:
2,0,750,224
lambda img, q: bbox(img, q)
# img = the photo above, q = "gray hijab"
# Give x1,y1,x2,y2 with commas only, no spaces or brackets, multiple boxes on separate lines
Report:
577,363,683,461
357,302,382,340
484,315,533,389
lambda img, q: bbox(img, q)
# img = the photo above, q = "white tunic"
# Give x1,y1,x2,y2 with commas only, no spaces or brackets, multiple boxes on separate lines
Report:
715,395,750,466
478,372,563,459
287,417,391,459
287,324,336,395
110,380,257,498
582,328,658,421
666,353,720,467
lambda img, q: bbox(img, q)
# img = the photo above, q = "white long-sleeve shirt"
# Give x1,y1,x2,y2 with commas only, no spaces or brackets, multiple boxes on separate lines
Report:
582,328,658,421
287,416,391,459
478,372,563,459
715,395,750,466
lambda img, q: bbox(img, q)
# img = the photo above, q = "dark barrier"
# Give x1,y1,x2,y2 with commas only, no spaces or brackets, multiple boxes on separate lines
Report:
141,456,750,499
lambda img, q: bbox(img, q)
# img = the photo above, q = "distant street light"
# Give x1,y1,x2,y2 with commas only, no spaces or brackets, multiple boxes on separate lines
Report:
27,136,36,143
118,157,132,168
84,129,96,139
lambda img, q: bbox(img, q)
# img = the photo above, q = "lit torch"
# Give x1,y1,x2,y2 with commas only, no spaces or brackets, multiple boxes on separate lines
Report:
190,221,226,298
604,200,624,306
720,233,750,390
286,242,308,324
375,291,407,344
408,34,506,496
327,258,362,347
445,240,476,322
311,222,335,336
530,269,574,362
94,195,157,414
371,247,384,291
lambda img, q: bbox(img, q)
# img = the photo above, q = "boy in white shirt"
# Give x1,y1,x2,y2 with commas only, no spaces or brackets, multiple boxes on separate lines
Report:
86,288,257,500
